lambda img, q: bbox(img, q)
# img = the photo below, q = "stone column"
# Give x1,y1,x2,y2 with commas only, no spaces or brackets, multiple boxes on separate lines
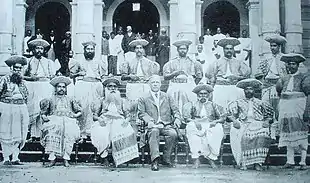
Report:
168,0,179,59
178,0,197,59
72,0,95,60
247,0,261,75
260,0,280,56
14,0,28,56
284,0,303,53
94,0,105,61
71,0,78,54
0,0,14,75
195,0,203,38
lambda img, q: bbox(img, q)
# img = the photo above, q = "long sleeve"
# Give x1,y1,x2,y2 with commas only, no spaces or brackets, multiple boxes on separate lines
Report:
137,97,154,124
91,99,103,120
71,98,82,113
262,101,274,120
239,62,251,78
194,61,203,79
182,102,194,123
168,94,181,122
276,77,284,96
40,98,52,115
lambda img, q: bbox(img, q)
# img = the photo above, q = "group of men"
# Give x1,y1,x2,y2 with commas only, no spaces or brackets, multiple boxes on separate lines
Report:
101,26,170,76
0,28,309,172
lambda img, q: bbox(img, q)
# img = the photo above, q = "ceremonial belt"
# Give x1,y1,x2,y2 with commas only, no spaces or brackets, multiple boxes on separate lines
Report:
280,92,305,100
76,76,101,82
171,78,188,83
0,98,25,105
54,111,75,118
36,77,50,81
215,79,234,85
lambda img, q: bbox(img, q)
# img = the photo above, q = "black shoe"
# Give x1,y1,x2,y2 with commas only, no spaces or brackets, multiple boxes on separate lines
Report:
299,165,307,170
151,158,159,171
11,160,23,165
282,164,294,169
3,161,12,165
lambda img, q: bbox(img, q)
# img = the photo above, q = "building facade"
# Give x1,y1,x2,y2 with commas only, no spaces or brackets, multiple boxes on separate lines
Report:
0,0,309,75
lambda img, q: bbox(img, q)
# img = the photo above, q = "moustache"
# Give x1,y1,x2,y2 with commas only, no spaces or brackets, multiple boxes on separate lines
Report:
10,73,22,84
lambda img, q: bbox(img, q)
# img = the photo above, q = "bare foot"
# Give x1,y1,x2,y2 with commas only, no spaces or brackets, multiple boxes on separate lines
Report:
192,159,200,169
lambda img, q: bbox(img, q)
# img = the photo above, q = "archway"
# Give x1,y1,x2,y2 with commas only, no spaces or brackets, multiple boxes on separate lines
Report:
112,0,160,34
35,2,70,42
203,1,240,37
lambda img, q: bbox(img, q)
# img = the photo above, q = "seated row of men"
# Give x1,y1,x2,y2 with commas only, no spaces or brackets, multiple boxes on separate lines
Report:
0,35,309,172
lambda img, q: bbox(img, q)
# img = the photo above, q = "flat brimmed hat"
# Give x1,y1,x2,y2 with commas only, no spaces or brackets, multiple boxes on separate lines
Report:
50,76,72,87
129,39,149,47
192,84,214,94
5,55,27,67
264,34,287,45
82,41,96,47
217,38,240,47
102,76,120,87
236,78,263,89
280,53,306,63
28,38,50,48
173,39,192,47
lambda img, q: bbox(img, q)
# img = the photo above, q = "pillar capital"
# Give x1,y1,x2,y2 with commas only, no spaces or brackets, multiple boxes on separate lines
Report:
246,0,259,9
94,0,105,7
168,0,178,6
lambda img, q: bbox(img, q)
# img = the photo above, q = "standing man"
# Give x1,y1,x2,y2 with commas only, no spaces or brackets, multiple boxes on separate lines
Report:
213,27,226,59
69,41,106,139
108,32,121,75
121,37,160,102
163,39,203,115
145,30,157,62
0,56,29,165
235,30,252,67
138,75,182,171
257,34,287,122
46,30,57,61
24,38,56,140
203,29,214,54
40,76,81,167
155,28,170,74
276,53,310,170
228,79,273,171
101,31,110,73
207,37,251,112
23,30,32,56
115,28,124,75
91,76,139,167
121,26,136,63
183,84,226,169
60,31,72,76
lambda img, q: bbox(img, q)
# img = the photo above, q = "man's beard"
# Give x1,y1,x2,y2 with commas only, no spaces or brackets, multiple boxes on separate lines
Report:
10,73,22,85
105,90,121,106
198,97,207,103
84,52,95,60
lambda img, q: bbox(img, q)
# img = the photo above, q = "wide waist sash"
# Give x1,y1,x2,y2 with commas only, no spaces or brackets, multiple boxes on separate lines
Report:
0,98,25,105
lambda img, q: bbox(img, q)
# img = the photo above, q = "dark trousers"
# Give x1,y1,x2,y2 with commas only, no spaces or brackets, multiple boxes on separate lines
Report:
148,126,177,162
108,55,117,75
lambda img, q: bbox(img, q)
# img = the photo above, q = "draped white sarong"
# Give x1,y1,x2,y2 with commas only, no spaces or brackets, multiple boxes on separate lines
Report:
186,118,224,160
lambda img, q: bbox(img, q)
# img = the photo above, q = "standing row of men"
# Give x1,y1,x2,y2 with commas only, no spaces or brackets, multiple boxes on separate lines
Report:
0,31,309,172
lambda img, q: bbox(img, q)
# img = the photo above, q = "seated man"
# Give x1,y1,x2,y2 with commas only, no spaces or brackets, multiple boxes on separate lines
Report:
228,78,273,171
90,76,139,167
138,75,182,171
183,84,226,169
40,76,81,167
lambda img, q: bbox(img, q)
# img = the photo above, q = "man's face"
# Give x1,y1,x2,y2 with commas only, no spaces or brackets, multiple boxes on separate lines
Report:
102,32,108,38
34,46,44,58
65,32,71,38
270,43,280,55
84,45,95,59
56,83,67,95
198,90,210,103
244,87,255,99
106,82,118,93
68,51,73,58
223,45,234,59
242,30,247,38
177,45,188,57
135,45,144,57
37,29,41,34
110,33,115,39
199,37,204,44
117,29,123,35
127,26,132,32
26,30,31,36
286,62,299,74
149,30,153,35
217,28,221,34
149,77,161,92
12,63,23,75
197,45,203,53
50,30,54,36
206,29,211,35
